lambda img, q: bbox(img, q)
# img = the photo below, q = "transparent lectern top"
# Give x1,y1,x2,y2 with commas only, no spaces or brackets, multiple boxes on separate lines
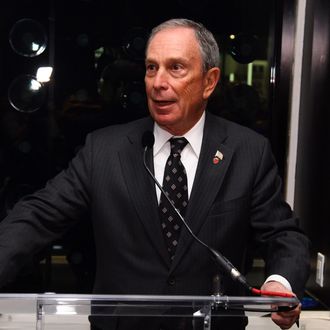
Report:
0,294,329,330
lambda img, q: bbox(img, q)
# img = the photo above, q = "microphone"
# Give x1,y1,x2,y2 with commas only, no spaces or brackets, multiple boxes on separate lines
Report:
141,131,252,292
142,130,155,150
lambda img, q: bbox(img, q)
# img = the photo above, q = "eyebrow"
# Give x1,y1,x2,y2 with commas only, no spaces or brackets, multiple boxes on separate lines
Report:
145,56,190,64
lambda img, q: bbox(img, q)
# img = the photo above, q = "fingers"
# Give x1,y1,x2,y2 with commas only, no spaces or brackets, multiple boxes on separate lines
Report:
271,303,301,329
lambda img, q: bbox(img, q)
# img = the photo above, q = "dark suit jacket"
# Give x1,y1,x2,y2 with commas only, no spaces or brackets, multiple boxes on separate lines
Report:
0,112,309,327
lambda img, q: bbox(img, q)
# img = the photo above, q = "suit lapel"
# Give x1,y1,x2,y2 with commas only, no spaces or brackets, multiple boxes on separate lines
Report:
118,120,171,267
171,113,234,271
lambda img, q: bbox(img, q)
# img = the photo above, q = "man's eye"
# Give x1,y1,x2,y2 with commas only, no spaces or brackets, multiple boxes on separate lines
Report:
172,64,182,70
146,64,156,71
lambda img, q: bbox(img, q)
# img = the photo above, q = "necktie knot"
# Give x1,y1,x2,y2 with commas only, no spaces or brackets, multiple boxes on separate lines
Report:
170,137,188,156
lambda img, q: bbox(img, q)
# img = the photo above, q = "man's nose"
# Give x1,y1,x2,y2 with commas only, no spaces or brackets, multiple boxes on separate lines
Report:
153,69,169,89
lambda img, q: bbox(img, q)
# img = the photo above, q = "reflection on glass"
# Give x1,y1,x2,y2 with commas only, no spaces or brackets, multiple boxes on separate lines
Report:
36,66,53,83
9,18,47,57
8,75,46,113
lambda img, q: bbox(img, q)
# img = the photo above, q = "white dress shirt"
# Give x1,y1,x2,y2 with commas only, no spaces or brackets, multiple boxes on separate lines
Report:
152,111,292,292
153,112,205,202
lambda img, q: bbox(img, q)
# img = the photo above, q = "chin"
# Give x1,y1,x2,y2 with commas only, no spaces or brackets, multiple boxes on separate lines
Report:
152,111,173,122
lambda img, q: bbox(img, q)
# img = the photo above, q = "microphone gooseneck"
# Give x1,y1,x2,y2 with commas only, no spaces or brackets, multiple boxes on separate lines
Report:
141,131,295,299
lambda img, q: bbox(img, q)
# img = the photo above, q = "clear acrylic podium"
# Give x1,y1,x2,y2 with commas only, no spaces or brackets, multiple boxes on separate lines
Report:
0,293,306,329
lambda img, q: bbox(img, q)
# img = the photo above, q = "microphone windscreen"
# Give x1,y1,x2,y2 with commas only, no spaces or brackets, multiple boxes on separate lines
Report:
141,131,155,148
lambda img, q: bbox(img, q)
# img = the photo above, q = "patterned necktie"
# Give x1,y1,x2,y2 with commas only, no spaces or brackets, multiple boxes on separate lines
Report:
159,137,189,260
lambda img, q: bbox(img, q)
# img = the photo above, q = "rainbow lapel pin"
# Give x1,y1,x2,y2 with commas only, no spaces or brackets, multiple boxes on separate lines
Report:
213,150,224,165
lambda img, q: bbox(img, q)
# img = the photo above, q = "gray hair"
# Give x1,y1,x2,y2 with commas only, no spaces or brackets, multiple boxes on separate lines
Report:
146,18,220,72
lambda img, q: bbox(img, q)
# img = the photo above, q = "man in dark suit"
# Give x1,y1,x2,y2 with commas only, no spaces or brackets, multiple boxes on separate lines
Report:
0,18,309,329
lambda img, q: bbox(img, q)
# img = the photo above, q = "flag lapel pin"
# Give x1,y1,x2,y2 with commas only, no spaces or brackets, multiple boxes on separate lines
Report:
213,150,223,165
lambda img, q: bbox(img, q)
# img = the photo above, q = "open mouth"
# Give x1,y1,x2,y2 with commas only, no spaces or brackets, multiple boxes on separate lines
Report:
153,100,175,107
156,101,173,105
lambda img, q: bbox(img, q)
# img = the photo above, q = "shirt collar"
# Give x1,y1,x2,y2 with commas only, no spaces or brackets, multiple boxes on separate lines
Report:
153,112,205,157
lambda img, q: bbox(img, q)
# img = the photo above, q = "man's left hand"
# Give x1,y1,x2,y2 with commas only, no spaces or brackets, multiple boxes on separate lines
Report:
261,281,301,329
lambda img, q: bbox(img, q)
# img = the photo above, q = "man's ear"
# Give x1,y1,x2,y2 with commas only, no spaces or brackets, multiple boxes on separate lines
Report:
203,67,221,99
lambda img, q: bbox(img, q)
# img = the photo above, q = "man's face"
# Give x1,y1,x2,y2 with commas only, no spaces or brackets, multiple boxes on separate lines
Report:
145,27,218,135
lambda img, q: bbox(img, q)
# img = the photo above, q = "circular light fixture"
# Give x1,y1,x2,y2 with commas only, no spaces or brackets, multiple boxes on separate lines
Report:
8,74,46,113
229,33,259,64
9,18,47,57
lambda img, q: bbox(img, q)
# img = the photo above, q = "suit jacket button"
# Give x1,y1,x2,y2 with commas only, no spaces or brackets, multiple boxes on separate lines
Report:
167,277,176,286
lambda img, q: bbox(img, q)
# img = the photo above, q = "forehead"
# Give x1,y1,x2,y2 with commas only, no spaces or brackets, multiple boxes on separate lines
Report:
146,27,201,60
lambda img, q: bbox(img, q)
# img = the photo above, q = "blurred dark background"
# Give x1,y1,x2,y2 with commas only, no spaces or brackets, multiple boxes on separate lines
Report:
1,0,328,309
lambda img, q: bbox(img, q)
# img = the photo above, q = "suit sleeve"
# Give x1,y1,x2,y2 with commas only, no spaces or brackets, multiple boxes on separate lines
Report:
0,133,93,288
250,138,310,298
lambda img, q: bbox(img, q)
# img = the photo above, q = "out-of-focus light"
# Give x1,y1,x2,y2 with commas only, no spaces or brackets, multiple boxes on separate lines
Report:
229,73,235,82
36,66,53,83
94,47,104,60
230,34,236,40
270,66,276,84
30,79,41,91
32,42,40,52
247,63,253,86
